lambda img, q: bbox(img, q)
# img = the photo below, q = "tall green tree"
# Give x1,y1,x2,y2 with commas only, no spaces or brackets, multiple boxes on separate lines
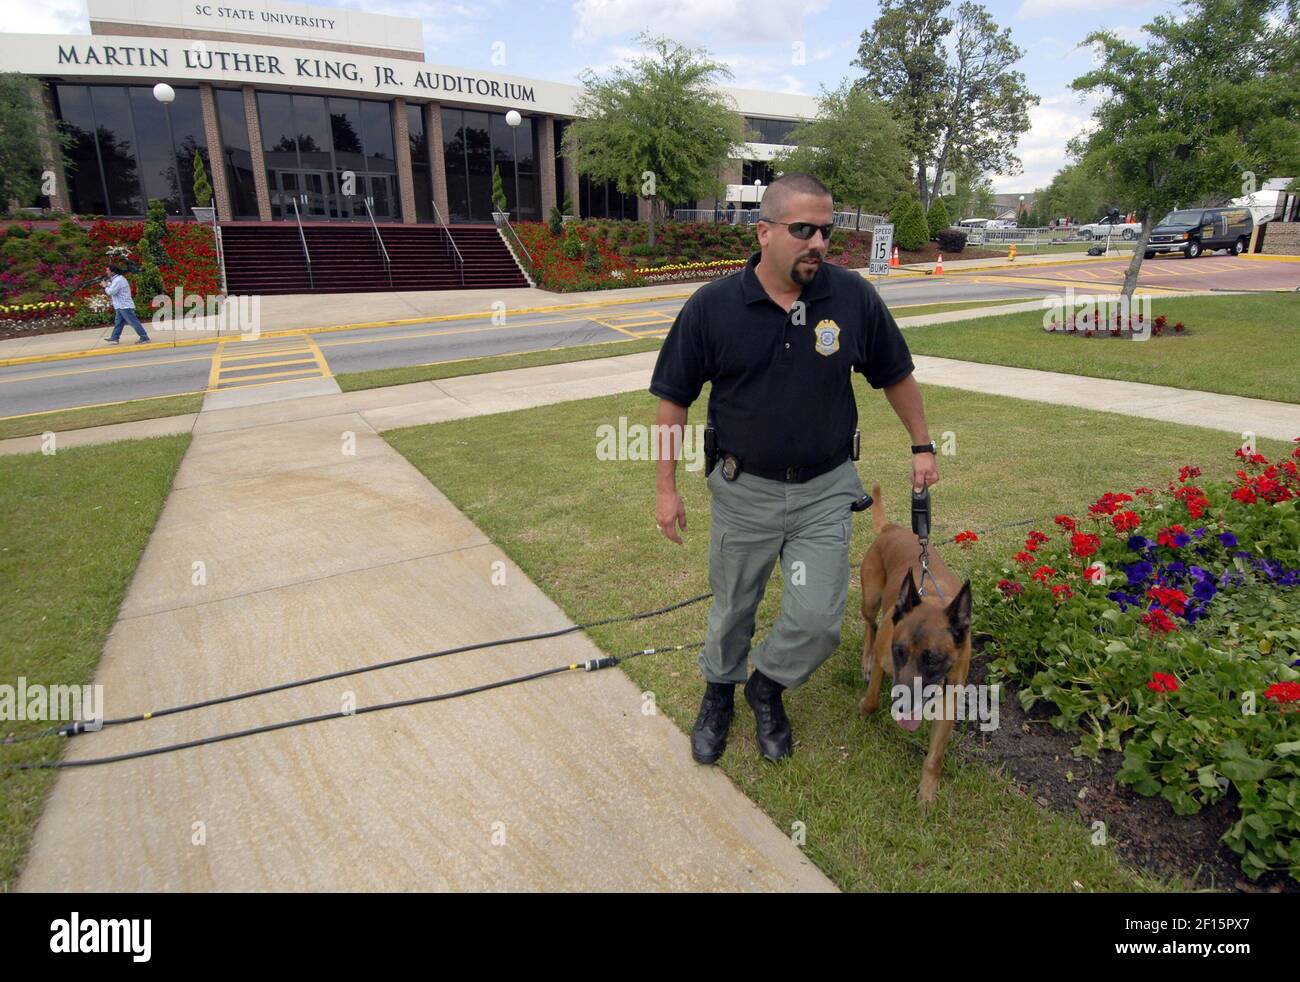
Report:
1072,0,1300,299
854,0,1038,208
771,82,911,214
563,33,744,245
0,73,56,209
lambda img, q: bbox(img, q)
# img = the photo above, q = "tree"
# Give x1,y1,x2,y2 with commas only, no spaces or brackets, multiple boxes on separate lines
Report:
1072,0,1300,299
926,197,952,238
563,33,744,245
1035,154,1117,225
491,165,507,213
0,73,58,209
142,198,167,266
771,81,911,214
896,197,931,250
854,0,1038,208
192,152,213,210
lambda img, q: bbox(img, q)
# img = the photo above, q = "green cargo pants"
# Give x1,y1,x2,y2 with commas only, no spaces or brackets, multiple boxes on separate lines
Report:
702,458,866,690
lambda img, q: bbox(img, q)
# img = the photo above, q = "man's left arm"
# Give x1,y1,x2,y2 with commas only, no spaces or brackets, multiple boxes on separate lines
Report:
854,281,938,492
883,372,938,492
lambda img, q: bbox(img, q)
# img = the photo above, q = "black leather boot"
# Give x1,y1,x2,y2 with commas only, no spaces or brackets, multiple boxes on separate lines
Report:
691,682,735,764
744,669,792,761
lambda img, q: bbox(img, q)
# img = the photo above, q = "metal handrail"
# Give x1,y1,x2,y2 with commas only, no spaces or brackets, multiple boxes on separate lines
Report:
287,195,314,290
430,199,465,286
493,213,538,286
361,197,393,288
209,199,228,296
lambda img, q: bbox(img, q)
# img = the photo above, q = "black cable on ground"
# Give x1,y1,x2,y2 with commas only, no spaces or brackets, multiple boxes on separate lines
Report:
0,592,713,747
5,642,703,771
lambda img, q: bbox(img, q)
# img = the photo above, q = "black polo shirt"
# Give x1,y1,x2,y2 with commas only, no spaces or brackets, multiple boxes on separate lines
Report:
649,251,914,475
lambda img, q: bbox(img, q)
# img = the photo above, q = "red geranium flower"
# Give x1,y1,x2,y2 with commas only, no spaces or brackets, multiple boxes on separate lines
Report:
954,530,979,547
997,578,1023,597
1031,565,1056,583
1054,515,1077,532
1013,551,1034,565
1051,583,1073,603
1156,524,1186,548
1112,510,1141,533
1148,586,1188,615
1264,681,1300,706
1140,609,1178,633
1070,531,1101,558
1147,672,1179,693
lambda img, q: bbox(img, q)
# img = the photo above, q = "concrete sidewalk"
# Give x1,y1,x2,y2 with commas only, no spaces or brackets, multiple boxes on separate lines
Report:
18,392,834,891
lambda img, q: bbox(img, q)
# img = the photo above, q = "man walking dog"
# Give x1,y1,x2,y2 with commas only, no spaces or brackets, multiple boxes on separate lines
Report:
650,172,940,764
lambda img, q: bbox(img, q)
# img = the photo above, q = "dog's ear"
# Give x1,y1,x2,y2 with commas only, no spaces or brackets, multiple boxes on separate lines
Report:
946,580,973,642
892,568,922,623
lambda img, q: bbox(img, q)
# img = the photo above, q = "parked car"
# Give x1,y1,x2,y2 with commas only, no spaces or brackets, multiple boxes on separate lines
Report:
1078,212,1143,240
1145,206,1254,259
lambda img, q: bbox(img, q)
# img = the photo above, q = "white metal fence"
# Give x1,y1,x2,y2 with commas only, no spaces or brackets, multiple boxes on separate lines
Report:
963,226,1136,251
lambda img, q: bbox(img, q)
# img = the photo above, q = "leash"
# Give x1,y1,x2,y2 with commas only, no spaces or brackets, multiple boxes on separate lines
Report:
911,487,947,600
4,642,704,771
1,592,714,750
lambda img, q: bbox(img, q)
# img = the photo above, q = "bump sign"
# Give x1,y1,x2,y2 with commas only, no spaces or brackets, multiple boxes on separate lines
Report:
869,224,894,276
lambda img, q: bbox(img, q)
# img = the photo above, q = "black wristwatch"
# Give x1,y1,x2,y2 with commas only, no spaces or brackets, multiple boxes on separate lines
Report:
911,441,936,455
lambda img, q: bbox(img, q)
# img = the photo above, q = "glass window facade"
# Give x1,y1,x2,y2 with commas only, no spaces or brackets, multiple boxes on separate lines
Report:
441,106,540,222
743,116,798,146
214,89,259,219
258,91,397,221
579,174,638,220
53,83,210,217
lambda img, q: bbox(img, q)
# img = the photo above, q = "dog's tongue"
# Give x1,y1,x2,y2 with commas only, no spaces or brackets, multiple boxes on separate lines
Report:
895,706,923,731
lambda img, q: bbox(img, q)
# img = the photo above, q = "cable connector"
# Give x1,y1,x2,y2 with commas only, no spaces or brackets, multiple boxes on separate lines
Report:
582,656,618,671
57,720,103,737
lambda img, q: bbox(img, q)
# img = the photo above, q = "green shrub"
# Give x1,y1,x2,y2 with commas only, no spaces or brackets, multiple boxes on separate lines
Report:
895,198,930,252
926,197,952,240
192,154,213,210
562,223,583,260
584,235,602,273
547,206,563,236
142,198,167,265
491,166,508,213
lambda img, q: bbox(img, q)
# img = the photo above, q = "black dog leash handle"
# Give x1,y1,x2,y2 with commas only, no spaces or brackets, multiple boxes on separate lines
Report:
912,487,931,541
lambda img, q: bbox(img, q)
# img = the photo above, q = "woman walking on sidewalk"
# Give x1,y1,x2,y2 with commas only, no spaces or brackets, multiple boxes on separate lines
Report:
103,263,152,344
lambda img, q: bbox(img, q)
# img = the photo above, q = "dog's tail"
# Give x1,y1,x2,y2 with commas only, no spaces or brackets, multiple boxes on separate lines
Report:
871,483,886,534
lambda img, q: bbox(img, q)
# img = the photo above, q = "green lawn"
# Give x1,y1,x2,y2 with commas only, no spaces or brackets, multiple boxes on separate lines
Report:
335,336,666,392
0,434,190,891
889,298,1038,318
385,379,1293,891
903,294,1300,403
0,393,203,441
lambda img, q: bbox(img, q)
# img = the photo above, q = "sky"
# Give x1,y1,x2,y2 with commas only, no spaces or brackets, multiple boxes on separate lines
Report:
3,0,1182,193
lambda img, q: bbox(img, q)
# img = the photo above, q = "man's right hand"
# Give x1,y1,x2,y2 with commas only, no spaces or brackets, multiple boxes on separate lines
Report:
656,490,687,544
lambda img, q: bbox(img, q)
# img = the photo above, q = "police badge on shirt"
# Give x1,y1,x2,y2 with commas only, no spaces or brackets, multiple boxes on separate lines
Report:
813,319,840,356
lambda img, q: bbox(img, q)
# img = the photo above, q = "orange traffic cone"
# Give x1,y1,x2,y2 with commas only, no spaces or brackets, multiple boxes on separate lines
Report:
934,254,944,275
890,246,900,268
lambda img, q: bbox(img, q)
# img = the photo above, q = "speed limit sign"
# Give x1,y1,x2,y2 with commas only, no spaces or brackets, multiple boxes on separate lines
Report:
869,224,894,276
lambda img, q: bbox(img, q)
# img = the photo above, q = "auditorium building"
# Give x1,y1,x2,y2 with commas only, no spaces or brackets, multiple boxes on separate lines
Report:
5,0,816,226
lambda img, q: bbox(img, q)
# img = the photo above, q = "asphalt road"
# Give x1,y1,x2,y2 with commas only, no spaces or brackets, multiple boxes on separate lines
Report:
2,254,1294,420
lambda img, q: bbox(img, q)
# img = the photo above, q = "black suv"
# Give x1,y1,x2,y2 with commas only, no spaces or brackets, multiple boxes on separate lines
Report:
1146,206,1254,258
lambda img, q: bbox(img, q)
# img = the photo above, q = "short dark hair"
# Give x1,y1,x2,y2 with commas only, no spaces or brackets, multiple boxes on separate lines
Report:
759,173,832,222
108,262,124,274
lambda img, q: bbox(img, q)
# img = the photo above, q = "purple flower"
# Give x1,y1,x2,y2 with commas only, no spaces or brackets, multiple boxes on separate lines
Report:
1107,590,1142,611
1125,561,1154,586
1192,527,1207,538
1128,535,1154,553
1218,532,1237,548
1174,532,1191,548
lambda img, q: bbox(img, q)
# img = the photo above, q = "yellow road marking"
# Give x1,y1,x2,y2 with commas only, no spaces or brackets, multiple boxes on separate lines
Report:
219,356,318,375
218,367,323,386
304,333,332,379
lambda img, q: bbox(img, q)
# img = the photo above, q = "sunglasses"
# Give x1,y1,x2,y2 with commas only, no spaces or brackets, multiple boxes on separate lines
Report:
758,219,835,241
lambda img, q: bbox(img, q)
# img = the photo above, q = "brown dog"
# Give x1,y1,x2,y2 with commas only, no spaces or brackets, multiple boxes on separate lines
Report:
858,483,973,812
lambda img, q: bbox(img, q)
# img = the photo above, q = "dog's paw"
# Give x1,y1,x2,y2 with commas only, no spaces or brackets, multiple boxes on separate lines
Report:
858,695,877,717
917,783,938,814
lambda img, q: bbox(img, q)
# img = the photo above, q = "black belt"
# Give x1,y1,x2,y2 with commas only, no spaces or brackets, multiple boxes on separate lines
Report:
717,446,851,484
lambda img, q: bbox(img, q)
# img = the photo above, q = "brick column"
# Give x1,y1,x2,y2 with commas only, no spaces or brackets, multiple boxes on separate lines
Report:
34,82,71,213
537,116,556,217
198,84,232,220
392,98,417,224
242,85,272,221
425,102,450,223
